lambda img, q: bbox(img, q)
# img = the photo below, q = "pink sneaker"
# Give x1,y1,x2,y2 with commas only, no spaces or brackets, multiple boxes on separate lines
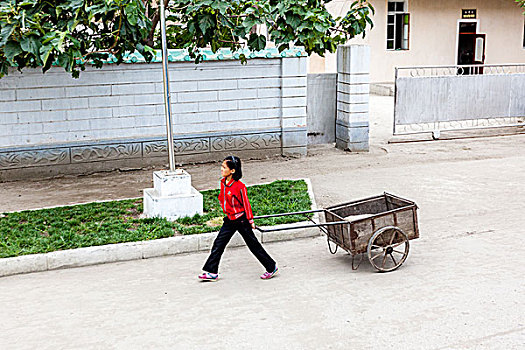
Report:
260,266,278,280
198,272,219,281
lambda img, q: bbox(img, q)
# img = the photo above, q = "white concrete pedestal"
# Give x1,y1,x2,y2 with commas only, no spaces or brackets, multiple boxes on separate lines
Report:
143,169,203,221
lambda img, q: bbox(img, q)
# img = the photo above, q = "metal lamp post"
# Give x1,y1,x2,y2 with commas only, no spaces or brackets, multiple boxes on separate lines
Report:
159,0,176,172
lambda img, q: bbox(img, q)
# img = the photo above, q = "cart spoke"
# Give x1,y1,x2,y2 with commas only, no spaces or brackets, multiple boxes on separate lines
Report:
378,235,386,246
389,253,397,266
371,252,384,260
392,249,405,255
381,254,387,268
392,241,406,248
389,230,398,245
370,244,383,250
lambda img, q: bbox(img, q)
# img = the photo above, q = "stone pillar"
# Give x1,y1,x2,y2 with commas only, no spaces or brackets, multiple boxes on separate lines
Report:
281,56,308,156
143,169,203,220
336,44,370,151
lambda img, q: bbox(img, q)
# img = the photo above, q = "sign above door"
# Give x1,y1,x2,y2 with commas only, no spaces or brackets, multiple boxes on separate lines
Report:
462,9,477,19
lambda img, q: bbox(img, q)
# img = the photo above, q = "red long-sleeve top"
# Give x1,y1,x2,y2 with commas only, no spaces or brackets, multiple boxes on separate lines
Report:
218,178,254,224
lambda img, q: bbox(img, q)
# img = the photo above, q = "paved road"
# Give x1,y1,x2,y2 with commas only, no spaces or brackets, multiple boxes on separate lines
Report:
1,96,524,349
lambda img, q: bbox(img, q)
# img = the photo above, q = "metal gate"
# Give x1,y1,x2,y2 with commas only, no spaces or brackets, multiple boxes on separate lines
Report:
393,64,525,136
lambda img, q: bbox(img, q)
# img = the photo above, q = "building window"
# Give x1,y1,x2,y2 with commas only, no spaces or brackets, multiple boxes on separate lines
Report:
523,17,525,48
387,1,410,50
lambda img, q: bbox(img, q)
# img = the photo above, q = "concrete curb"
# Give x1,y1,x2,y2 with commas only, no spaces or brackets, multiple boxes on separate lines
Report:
0,178,321,278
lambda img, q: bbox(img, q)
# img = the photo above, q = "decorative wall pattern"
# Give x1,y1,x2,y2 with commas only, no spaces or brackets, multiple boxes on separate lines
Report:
0,148,69,169
143,138,210,157
174,139,209,154
71,144,142,163
143,141,168,157
0,132,282,170
211,133,281,151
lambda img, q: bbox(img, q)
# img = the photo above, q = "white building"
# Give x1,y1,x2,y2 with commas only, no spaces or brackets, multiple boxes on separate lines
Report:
310,0,525,83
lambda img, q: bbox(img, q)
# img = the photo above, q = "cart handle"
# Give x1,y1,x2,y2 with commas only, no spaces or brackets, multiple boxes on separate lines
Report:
255,220,348,233
253,209,326,220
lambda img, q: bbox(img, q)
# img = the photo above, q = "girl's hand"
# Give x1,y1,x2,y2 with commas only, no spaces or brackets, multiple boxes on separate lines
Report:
251,222,256,229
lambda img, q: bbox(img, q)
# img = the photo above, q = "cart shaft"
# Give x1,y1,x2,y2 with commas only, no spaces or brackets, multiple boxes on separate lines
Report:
255,220,348,233
253,209,326,220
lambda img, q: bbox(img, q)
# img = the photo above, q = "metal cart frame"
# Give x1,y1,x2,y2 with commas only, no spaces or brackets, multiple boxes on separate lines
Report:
255,192,419,272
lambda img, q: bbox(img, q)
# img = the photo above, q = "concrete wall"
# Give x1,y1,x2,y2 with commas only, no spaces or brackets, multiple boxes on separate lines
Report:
0,54,308,180
310,0,525,82
306,73,337,144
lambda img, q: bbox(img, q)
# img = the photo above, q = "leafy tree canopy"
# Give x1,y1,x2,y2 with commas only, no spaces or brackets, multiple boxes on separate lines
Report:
0,0,374,78
0,0,152,77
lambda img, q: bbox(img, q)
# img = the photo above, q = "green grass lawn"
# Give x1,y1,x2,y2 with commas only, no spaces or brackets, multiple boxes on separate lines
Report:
0,180,312,259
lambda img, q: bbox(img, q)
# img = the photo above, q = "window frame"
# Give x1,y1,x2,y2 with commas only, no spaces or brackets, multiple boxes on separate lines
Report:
386,1,410,51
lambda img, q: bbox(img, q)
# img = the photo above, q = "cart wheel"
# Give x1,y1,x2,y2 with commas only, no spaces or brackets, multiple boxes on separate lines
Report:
367,226,409,272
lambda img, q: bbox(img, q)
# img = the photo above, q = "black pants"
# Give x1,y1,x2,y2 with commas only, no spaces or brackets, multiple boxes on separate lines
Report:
203,216,276,274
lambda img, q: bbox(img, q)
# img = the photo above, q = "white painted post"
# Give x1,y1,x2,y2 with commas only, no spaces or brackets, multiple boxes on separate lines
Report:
335,44,370,152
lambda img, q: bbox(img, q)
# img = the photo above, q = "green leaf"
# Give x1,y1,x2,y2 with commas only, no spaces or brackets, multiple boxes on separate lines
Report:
41,32,57,44
277,43,289,53
199,13,215,33
210,1,229,14
125,3,138,26
187,21,196,34
57,52,71,70
242,17,257,29
276,2,286,14
0,24,15,47
64,0,83,10
20,35,41,57
314,22,326,32
248,33,266,51
239,53,247,64
39,44,53,65
285,15,301,28
66,34,81,48
4,41,22,63
210,39,220,52
18,0,37,6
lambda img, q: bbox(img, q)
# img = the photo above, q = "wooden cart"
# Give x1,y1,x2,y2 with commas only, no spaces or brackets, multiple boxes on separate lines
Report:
255,192,419,272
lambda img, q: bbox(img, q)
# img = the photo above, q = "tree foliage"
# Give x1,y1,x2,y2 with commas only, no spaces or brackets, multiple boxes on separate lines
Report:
165,0,375,63
0,0,374,77
0,0,152,77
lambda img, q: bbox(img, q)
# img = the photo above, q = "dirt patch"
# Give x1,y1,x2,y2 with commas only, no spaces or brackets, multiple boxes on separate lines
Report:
205,217,223,227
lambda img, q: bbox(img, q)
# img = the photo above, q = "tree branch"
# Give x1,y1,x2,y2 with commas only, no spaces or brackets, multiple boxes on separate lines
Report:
145,0,169,47
330,27,349,35
218,39,243,45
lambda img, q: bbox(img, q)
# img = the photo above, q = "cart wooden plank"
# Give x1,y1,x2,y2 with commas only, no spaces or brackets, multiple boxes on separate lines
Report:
324,193,419,255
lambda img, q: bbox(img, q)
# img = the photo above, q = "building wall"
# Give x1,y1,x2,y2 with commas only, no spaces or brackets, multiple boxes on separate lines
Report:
310,0,525,82
0,52,308,180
